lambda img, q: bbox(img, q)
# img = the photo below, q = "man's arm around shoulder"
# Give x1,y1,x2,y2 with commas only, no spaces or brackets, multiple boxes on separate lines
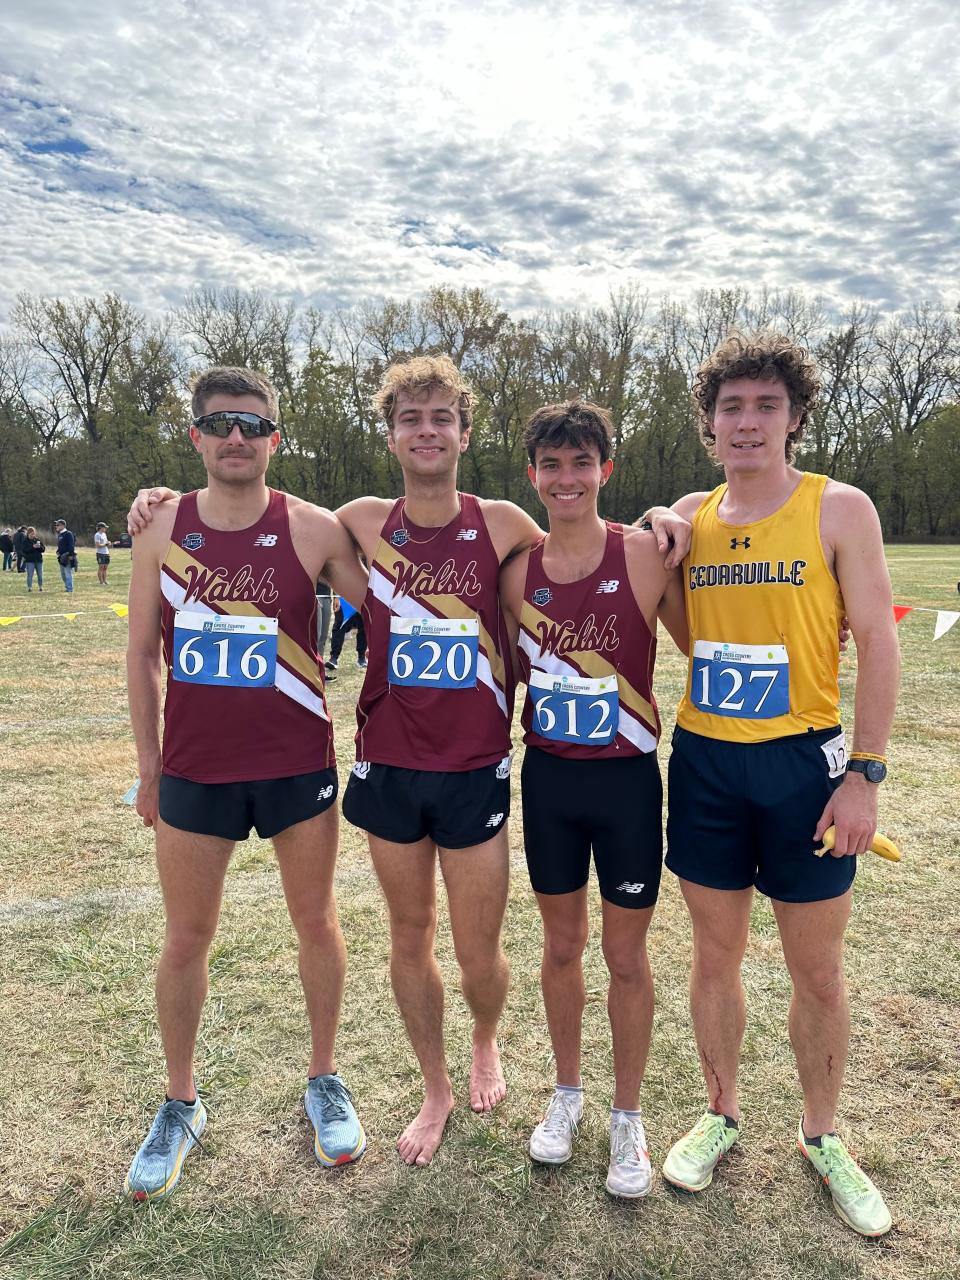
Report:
479,499,543,565
288,497,368,608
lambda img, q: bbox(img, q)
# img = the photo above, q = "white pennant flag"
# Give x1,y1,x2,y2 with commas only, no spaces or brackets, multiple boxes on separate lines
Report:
934,611,959,641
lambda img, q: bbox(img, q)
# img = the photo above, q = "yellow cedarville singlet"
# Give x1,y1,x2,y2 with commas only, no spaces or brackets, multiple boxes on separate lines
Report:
676,471,845,743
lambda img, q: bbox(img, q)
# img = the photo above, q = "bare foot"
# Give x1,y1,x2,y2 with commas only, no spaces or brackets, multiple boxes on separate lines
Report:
396,1088,454,1166
470,1039,506,1112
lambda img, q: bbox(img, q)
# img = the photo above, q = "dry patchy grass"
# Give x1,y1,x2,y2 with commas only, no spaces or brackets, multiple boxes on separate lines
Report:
0,546,958,1280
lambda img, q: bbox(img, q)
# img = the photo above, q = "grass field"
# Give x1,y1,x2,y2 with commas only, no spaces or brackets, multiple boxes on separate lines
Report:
0,546,958,1280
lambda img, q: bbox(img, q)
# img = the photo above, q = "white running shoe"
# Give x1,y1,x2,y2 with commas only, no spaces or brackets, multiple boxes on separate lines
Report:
529,1089,583,1165
606,1112,652,1198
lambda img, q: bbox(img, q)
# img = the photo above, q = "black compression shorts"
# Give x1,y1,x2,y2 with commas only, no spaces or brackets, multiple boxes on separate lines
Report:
520,745,663,909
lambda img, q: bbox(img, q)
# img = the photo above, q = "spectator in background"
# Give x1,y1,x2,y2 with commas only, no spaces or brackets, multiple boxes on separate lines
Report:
54,519,77,593
326,599,367,671
13,525,27,572
94,521,112,585
22,526,44,591
315,578,334,679
0,528,13,571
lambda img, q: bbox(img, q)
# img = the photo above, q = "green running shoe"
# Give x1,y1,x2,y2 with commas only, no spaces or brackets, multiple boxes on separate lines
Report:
662,1110,740,1191
797,1120,892,1237
125,1097,207,1201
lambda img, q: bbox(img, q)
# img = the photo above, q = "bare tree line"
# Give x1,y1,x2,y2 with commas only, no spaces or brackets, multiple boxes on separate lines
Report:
1,285,957,538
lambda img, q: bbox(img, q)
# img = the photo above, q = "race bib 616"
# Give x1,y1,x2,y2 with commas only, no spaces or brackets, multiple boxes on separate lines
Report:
388,616,479,689
529,669,619,745
172,611,278,688
691,640,789,719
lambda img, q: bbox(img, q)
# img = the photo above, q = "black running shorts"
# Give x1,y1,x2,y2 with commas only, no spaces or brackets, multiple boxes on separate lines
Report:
665,724,854,902
341,757,511,849
520,745,663,909
159,768,338,841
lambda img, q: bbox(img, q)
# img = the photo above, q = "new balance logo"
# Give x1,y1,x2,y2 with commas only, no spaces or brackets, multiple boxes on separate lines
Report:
254,533,278,547
730,537,751,550
316,785,334,801
596,579,619,594
616,881,646,894
456,528,478,541
486,813,504,827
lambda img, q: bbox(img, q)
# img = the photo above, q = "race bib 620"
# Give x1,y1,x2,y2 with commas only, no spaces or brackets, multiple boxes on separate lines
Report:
172,611,278,688
691,640,789,719
529,670,619,745
388,616,479,689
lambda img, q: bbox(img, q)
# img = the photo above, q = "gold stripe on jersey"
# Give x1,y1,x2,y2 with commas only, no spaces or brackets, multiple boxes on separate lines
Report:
520,601,658,730
162,545,324,698
677,471,844,743
371,540,507,691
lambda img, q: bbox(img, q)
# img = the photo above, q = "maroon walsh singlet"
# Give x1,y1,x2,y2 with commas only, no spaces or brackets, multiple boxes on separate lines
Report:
518,522,659,759
355,493,513,771
159,489,333,783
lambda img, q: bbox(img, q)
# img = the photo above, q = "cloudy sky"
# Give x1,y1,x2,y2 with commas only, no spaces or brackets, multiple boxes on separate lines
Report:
1,0,957,323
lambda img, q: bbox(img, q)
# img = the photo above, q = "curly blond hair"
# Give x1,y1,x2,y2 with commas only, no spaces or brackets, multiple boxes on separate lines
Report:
373,355,474,432
693,332,821,464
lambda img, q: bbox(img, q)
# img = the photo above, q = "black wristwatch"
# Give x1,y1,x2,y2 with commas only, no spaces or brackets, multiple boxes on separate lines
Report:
846,758,887,783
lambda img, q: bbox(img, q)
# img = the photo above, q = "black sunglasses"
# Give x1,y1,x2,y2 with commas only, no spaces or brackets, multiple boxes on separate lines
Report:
193,411,277,438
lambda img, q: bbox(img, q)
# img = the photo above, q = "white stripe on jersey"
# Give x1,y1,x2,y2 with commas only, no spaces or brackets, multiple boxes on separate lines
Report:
368,561,508,717
518,630,656,754
160,571,329,722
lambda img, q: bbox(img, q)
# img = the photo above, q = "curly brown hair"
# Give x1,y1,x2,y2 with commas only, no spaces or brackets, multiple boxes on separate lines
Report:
524,400,613,465
693,332,821,464
373,354,474,432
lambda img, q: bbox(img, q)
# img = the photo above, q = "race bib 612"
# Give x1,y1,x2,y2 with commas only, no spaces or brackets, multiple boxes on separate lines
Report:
529,669,618,745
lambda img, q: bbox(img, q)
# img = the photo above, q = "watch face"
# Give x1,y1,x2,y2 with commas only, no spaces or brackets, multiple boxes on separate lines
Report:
865,759,887,783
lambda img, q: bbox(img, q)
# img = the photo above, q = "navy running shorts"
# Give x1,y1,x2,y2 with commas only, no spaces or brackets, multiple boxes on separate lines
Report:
159,768,338,841
341,756,511,849
665,724,855,903
521,745,663,909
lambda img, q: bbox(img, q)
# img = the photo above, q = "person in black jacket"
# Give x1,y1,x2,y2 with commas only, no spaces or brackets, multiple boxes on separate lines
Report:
0,528,13,571
22,526,44,592
54,518,76,593
12,525,27,572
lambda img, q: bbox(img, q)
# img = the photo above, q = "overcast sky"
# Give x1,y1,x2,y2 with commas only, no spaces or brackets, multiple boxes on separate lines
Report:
1,0,957,324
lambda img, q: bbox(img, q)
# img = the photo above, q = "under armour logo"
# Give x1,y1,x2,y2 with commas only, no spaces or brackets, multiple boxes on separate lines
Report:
254,533,278,547
730,537,751,550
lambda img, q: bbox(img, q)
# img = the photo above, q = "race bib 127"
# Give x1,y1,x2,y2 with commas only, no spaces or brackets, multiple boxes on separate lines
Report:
691,640,789,719
172,611,278,688
528,669,619,745
388,616,479,689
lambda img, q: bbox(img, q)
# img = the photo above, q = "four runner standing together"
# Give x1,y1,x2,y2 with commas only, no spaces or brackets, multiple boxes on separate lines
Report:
123,335,898,1237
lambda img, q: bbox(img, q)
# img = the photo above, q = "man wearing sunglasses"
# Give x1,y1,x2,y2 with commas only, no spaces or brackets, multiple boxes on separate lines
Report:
124,366,369,1200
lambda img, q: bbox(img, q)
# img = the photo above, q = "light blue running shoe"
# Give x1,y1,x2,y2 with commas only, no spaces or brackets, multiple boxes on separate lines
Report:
125,1096,207,1201
305,1074,366,1167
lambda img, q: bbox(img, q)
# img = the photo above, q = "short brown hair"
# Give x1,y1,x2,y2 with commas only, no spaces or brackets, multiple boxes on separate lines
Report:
524,400,614,465
190,366,279,422
373,355,474,432
693,332,821,464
